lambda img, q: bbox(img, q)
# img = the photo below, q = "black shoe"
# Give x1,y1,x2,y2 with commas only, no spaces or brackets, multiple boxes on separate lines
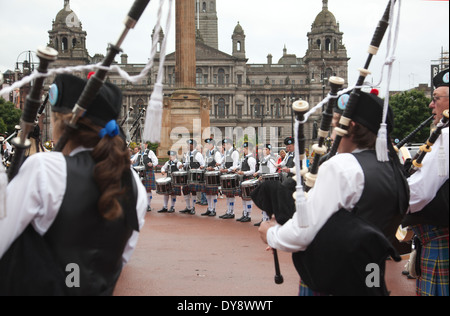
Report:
236,214,246,222
201,210,212,216
240,216,251,223
189,207,196,215
147,206,152,212
168,207,175,213
179,208,190,214
158,207,169,213
209,210,216,217
254,220,263,227
221,213,235,219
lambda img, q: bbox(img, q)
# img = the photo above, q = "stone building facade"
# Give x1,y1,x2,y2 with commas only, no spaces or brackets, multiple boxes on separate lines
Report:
44,0,349,151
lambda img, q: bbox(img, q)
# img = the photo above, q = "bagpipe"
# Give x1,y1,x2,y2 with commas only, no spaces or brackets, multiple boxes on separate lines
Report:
408,110,449,176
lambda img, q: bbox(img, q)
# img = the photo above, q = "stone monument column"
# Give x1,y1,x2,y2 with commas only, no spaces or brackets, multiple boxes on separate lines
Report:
158,0,211,157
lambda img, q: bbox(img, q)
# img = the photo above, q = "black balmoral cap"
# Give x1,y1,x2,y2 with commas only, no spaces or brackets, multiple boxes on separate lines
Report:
49,74,122,127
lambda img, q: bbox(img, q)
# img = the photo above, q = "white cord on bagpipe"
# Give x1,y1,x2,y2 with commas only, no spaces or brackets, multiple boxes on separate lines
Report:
0,0,173,144
293,118,309,228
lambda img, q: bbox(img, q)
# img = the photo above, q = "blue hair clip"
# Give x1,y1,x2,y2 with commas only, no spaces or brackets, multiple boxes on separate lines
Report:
99,120,119,139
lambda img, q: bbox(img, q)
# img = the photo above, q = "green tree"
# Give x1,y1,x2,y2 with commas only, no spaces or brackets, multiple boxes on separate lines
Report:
0,98,22,135
389,90,432,144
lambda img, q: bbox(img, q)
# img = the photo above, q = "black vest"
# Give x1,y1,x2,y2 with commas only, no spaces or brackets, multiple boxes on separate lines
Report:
189,150,201,169
285,152,295,168
402,179,449,228
351,150,409,244
292,150,409,295
225,149,237,169
167,159,180,175
44,151,138,296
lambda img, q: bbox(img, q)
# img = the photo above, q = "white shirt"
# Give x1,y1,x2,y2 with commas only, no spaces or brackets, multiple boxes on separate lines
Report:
131,149,158,167
267,151,365,253
223,148,240,172
184,150,205,169
161,159,182,173
258,155,277,174
407,127,449,214
203,149,223,171
0,147,148,264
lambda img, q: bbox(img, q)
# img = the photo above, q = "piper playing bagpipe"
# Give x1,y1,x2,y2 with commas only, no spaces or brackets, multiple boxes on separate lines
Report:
402,68,449,297
256,88,410,296
0,0,152,296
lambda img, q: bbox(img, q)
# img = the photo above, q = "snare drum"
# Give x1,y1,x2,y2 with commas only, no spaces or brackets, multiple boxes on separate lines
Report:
133,166,146,180
189,169,206,184
172,171,188,187
220,174,240,192
241,179,259,201
205,171,221,187
261,173,281,182
156,177,172,195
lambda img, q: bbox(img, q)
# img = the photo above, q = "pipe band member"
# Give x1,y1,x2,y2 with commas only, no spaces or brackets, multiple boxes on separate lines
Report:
219,138,240,219
201,138,222,217
158,150,183,213
180,139,205,215
0,74,147,296
236,142,256,223
259,90,410,296
404,68,449,296
254,144,277,226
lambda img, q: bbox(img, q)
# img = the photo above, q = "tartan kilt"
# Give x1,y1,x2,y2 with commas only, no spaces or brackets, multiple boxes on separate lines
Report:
204,186,220,195
160,186,181,196
143,169,156,192
223,188,241,198
298,280,328,296
188,183,205,193
412,224,449,296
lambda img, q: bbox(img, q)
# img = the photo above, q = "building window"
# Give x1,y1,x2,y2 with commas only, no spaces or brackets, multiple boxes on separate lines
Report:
218,69,225,85
62,37,68,51
274,99,281,118
196,69,203,85
218,98,226,118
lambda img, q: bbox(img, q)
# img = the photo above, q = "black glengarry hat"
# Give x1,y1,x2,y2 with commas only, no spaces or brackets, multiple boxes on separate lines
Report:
433,69,449,89
49,74,122,127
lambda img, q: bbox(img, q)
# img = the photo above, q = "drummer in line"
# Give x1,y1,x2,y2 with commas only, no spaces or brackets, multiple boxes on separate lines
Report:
158,151,183,213
201,138,222,217
253,144,277,226
219,138,240,219
181,139,205,215
236,142,257,223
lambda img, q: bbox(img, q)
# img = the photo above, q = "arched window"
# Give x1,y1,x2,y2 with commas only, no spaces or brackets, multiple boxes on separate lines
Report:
316,39,321,50
274,99,281,118
218,68,225,85
62,37,68,51
202,2,207,12
254,99,262,118
237,41,242,52
325,38,331,52
218,98,226,118
72,38,77,48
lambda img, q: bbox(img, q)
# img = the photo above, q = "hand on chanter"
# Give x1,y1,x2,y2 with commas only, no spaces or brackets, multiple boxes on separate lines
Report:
258,218,276,245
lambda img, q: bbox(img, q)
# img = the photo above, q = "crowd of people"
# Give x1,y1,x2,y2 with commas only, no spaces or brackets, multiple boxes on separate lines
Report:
128,136,296,227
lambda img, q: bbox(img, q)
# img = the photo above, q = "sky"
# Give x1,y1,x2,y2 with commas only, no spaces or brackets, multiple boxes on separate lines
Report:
0,0,448,95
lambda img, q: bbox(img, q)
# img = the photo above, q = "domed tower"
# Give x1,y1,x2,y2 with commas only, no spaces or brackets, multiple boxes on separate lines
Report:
232,22,246,60
48,0,90,67
304,0,349,84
